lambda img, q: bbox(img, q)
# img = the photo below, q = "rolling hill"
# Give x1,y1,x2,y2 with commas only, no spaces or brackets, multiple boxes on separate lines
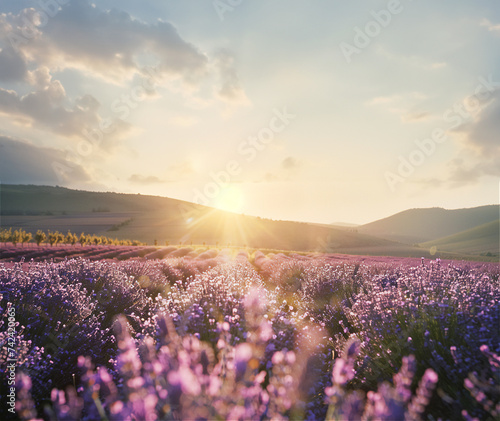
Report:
419,220,499,256
0,184,401,253
358,206,499,244
0,184,497,260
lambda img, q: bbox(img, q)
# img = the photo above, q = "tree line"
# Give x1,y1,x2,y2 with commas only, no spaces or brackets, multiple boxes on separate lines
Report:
0,228,145,247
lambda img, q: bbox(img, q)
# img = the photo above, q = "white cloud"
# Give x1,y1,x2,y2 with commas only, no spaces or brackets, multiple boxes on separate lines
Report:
26,66,52,88
0,76,130,141
365,95,400,106
418,91,500,188
480,18,500,34
3,1,209,85
213,49,250,106
401,111,432,123
366,92,431,123
455,90,500,155
429,62,447,69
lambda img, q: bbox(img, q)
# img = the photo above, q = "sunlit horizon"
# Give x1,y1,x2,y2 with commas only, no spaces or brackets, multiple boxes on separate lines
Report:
0,1,499,225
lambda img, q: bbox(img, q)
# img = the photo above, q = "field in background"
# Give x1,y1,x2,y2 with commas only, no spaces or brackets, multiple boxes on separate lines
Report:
1,242,497,265
1,185,498,261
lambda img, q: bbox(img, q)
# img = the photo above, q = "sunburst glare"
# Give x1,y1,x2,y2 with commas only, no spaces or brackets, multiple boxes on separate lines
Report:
212,184,245,213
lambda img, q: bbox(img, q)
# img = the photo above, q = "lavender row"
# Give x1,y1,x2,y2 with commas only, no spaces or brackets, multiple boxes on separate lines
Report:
0,255,498,420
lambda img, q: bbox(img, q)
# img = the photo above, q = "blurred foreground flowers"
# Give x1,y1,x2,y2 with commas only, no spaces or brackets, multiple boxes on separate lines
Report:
0,255,498,420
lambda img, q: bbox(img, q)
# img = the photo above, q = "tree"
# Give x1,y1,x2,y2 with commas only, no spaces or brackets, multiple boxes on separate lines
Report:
0,228,12,245
10,230,18,246
79,233,87,247
48,230,60,247
35,230,47,246
15,229,24,247
21,230,32,247
65,231,77,246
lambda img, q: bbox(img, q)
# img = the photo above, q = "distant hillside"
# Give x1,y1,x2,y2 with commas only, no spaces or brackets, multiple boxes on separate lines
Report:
359,206,499,244
419,220,499,256
0,184,400,253
0,184,191,214
331,222,360,228
1,184,496,260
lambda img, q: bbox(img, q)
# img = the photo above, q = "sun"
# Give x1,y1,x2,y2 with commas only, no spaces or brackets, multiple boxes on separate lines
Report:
213,184,245,213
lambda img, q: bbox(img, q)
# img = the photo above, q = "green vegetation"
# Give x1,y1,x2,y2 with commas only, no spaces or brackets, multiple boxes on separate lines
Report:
0,228,31,246
420,219,499,256
0,227,145,247
1,185,497,260
360,206,499,244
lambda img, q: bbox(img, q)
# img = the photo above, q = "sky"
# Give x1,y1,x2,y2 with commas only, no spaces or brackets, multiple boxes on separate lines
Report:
0,0,499,225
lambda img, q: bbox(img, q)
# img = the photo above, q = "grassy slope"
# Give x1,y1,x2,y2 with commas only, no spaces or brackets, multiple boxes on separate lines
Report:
359,205,499,244
0,184,405,253
419,219,499,255
2,184,497,261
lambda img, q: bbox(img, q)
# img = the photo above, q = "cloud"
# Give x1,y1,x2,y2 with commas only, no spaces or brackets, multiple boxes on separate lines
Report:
282,156,300,170
167,114,197,127
0,1,245,143
128,161,196,185
416,94,500,188
0,136,90,184
128,174,164,184
1,1,208,85
443,159,483,187
366,91,433,124
455,90,500,155
0,45,27,81
213,49,249,105
263,172,279,183
429,62,447,69
401,111,432,123
443,158,500,188
0,67,131,142
365,95,399,106
365,92,427,107
26,66,52,88
481,18,500,34
167,161,196,179
259,157,302,182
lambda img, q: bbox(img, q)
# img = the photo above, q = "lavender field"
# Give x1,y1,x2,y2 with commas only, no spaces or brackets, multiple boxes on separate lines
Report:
0,250,498,421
